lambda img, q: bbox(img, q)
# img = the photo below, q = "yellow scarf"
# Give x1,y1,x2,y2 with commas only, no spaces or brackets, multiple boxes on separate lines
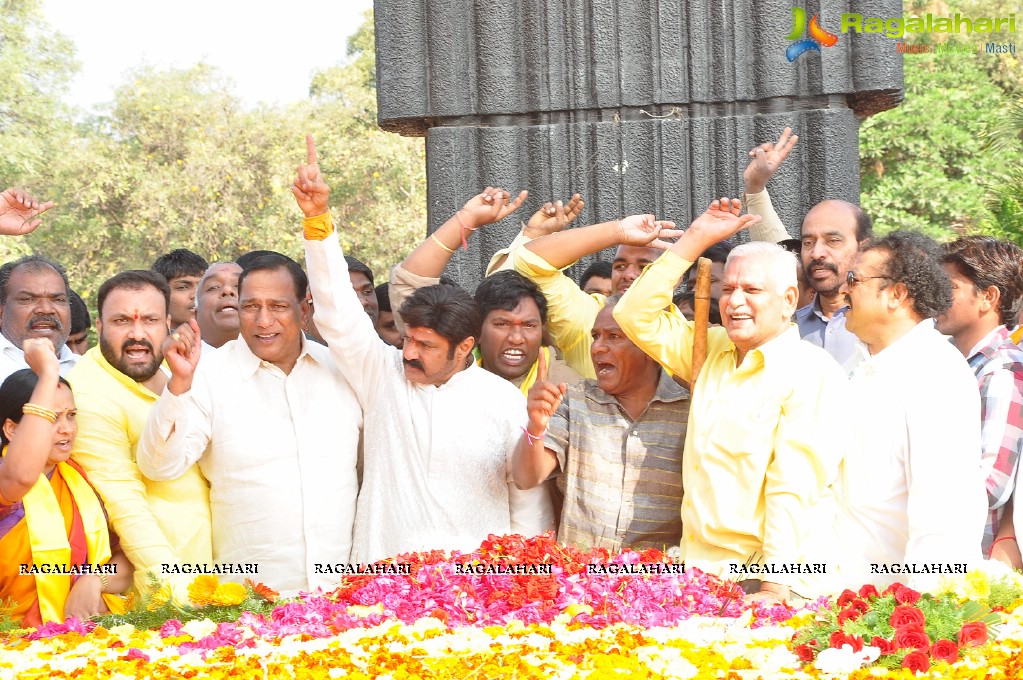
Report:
20,461,124,622
475,346,551,397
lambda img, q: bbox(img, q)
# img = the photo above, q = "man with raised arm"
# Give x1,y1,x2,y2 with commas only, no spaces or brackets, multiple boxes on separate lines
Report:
137,253,361,594
296,137,553,563
513,299,688,552
68,271,212,598
389,194,583,393
513,130,793,379
743,127,871,368
612,199,846,601
0,189,79,384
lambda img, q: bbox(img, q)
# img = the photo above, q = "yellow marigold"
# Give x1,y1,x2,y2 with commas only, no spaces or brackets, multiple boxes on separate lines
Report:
210,582,248,607
147,582,173,611
187,575,220,607
964,571,991,602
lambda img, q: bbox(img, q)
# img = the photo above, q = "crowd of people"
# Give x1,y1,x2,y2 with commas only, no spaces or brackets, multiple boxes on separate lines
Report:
0,127,1019,625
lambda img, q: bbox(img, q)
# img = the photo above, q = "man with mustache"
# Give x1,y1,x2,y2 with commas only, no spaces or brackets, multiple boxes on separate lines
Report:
296,137,552,562
742,128,870,368
67,270,212,599
0,189,78,382
613,200,847,601
513,299,688,552
0,255,79,383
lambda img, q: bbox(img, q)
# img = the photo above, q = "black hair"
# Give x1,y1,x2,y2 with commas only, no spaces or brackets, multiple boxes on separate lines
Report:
672,290,722,325
698,241,736,265
0,255,70,303
474,271,548,325
69,290,91,334
236,250,285,270
375,282,392,314
400,284,481,359
866,231,951,319
0,369,72,446
237,253,308,302
97,270,171,318
579,261,612,290
854,207,874,243
151,248,208,282
345,256,375,285
942,236,1023,328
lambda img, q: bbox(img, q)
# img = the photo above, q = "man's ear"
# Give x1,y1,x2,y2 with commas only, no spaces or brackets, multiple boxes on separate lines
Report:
981,285,1001,315
456,335,476,359
886,281,909,310
298,298,311,328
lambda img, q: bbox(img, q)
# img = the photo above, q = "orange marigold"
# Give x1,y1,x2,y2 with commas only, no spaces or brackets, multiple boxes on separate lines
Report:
245,579,278,603
187,575,220,607
211,582,248,607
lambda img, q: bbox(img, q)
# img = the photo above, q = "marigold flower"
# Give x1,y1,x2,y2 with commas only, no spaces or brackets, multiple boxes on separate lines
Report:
187,575,220,608
211,582,248,607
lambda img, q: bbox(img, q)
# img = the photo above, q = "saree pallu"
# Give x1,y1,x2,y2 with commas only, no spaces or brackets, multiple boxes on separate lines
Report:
0,458,125,626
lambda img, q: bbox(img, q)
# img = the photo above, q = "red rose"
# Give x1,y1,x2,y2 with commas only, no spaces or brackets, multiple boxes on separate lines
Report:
871,636,897,655
894,624,931,651
795,644,814,662
829,631,864,651
837,589,858,607
958,621,989,647
837,606,861,625
889,605,925,628
894,585,921,605
902,650,931,673
849,599,869,615
859,584,880,600
931,639,959,663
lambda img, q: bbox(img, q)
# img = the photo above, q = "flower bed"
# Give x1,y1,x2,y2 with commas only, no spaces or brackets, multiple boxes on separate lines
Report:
2,534,1023,678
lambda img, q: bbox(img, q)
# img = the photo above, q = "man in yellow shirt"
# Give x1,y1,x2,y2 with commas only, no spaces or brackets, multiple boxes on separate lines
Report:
69,270,212,597
613,199,846,601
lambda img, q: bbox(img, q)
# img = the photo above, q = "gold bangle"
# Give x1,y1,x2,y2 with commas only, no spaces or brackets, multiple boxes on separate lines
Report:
98,571,109,592
430,233,456,254
22,403,57,424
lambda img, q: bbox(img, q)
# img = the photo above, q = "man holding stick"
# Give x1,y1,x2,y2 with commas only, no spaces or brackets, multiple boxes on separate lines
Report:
613,199,846,601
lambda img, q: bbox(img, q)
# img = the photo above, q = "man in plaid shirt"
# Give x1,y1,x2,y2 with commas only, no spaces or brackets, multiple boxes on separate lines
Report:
937,236,1023,566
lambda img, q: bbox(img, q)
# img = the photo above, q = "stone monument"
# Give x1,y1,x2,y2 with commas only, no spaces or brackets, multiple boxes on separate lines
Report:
374,0,903,287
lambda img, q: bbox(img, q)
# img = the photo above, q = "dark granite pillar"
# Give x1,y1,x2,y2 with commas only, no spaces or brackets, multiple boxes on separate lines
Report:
375,0,903,288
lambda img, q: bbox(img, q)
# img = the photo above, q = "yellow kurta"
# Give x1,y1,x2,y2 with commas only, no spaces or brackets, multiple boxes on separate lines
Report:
68,347,212,594
613,251,846,595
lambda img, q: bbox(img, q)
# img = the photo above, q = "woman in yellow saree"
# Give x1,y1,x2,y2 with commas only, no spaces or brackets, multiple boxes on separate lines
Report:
0,338,133,626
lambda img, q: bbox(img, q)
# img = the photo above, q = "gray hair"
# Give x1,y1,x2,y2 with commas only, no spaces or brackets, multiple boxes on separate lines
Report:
724,242,798,294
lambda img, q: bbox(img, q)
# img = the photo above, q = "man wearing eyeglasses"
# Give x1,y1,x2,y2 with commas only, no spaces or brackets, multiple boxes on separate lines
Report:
834,231,986,591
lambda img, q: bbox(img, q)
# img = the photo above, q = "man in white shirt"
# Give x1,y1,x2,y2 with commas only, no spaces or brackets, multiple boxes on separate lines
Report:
0,255,79,383
835,230,987,591
295,137,553,563
137,253,362,595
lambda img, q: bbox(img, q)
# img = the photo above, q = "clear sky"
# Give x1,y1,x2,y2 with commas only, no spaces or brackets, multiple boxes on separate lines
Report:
41,0,375,111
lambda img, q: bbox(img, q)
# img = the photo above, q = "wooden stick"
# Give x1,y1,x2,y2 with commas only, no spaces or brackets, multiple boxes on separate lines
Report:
691,257,712,388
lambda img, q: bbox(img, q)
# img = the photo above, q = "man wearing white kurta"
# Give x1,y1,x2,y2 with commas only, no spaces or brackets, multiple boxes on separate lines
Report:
137,254,362,595
834,231,986,592
294,137,553,563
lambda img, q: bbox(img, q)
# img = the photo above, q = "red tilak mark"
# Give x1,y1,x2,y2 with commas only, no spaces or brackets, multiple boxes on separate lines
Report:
133,309,139,320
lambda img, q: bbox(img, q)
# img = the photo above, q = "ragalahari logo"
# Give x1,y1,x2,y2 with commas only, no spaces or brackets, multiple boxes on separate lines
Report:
786,7,839,62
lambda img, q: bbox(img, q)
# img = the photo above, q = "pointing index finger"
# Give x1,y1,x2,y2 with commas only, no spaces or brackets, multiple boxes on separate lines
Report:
306,135,318,165
537,347,548,383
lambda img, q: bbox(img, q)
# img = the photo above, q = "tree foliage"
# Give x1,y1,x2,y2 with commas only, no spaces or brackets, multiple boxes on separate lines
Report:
6,7,425,303
859,0,1023,242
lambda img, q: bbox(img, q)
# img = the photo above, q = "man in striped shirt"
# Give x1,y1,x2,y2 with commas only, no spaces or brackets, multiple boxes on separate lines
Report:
936,236,1023,564
512,300,688,552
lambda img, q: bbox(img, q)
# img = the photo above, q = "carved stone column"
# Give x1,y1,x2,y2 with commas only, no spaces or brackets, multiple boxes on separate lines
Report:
375,0,903,287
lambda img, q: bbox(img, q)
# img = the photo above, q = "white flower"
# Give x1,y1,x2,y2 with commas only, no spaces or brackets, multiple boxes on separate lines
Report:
814,645,880,675
180,618,218,640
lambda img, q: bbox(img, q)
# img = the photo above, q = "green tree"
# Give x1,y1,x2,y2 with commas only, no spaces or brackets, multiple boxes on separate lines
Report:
859,0,1023,240
0,0,77,262
306,10,426,277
